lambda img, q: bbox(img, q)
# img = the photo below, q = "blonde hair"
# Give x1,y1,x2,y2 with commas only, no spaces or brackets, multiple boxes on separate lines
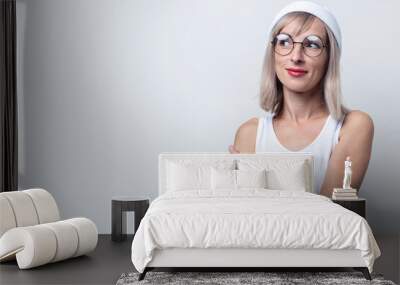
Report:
259,12,348,120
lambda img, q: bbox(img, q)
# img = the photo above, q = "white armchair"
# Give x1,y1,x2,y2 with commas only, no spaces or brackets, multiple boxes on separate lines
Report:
0,188,98,269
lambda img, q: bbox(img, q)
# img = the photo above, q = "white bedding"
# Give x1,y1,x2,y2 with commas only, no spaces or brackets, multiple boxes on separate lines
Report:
131,189,380,273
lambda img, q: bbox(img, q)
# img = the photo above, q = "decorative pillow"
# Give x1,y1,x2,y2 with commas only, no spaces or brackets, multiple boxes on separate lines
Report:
167,162,211,191
236,169,268,188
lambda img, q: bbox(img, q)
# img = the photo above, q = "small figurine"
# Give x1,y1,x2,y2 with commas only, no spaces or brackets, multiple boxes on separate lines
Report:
342,156,352,189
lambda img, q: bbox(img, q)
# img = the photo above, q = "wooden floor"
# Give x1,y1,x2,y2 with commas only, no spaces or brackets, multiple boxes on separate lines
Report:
0,234,398,285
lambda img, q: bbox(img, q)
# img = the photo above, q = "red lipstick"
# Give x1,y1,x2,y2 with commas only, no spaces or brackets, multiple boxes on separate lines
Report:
286,68,307,77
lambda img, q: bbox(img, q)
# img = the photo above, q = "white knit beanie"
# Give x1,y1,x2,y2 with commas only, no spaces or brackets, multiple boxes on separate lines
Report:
269,1,342,51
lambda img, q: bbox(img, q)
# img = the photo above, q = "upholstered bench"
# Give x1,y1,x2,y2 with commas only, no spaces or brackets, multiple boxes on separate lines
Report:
0,188,98,269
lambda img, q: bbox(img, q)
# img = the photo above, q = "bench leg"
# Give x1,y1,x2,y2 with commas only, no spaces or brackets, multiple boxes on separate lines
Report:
354,267,371,280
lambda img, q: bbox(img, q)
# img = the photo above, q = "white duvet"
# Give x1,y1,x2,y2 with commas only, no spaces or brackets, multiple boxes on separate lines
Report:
131,189,380,273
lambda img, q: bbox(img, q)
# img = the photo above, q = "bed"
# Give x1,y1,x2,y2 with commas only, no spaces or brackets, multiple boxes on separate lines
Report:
131,152,381,280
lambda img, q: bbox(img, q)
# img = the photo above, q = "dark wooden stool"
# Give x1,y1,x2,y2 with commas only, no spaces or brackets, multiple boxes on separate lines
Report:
111,196,149,242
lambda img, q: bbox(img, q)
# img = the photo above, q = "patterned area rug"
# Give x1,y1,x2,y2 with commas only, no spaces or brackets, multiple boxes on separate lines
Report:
116,271,396,285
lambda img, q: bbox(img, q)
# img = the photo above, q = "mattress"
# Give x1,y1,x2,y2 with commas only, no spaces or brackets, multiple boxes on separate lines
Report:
131,189,381,273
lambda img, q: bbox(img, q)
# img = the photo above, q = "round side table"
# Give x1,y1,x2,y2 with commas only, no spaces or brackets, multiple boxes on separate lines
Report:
111,196,149,242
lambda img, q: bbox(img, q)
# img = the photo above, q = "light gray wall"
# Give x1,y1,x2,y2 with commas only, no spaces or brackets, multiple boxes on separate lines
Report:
17,0,400,234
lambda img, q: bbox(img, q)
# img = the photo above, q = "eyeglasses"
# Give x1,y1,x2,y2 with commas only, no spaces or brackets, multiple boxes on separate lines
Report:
271,33,327,57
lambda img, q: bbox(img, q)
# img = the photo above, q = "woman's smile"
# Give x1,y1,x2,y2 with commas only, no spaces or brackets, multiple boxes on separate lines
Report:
286,68,308,77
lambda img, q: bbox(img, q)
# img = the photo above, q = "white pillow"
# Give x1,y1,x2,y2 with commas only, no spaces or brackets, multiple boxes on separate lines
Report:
211,168,236,190
237,169,268,188
211,168,268,190
266,165,307,191
238,159,309,191
167,162,211,191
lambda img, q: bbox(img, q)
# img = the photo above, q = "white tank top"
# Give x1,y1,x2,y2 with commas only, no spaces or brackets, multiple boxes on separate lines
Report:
255,113,345,194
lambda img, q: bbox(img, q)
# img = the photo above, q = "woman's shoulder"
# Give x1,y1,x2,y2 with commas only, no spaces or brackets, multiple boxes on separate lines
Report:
342,110,374,129
236,117,259,137
233,117,260,153
340,110,374,138
236,113,274,139
238,112,273,130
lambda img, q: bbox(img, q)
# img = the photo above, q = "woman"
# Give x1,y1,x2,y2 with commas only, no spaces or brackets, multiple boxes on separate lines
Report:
229,1,374,197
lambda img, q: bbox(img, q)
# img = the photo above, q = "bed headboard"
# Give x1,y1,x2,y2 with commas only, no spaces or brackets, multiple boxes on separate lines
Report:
158,152,314,195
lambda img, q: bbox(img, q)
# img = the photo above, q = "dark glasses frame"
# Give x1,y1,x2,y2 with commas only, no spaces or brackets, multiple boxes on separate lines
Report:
271,33,328,57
